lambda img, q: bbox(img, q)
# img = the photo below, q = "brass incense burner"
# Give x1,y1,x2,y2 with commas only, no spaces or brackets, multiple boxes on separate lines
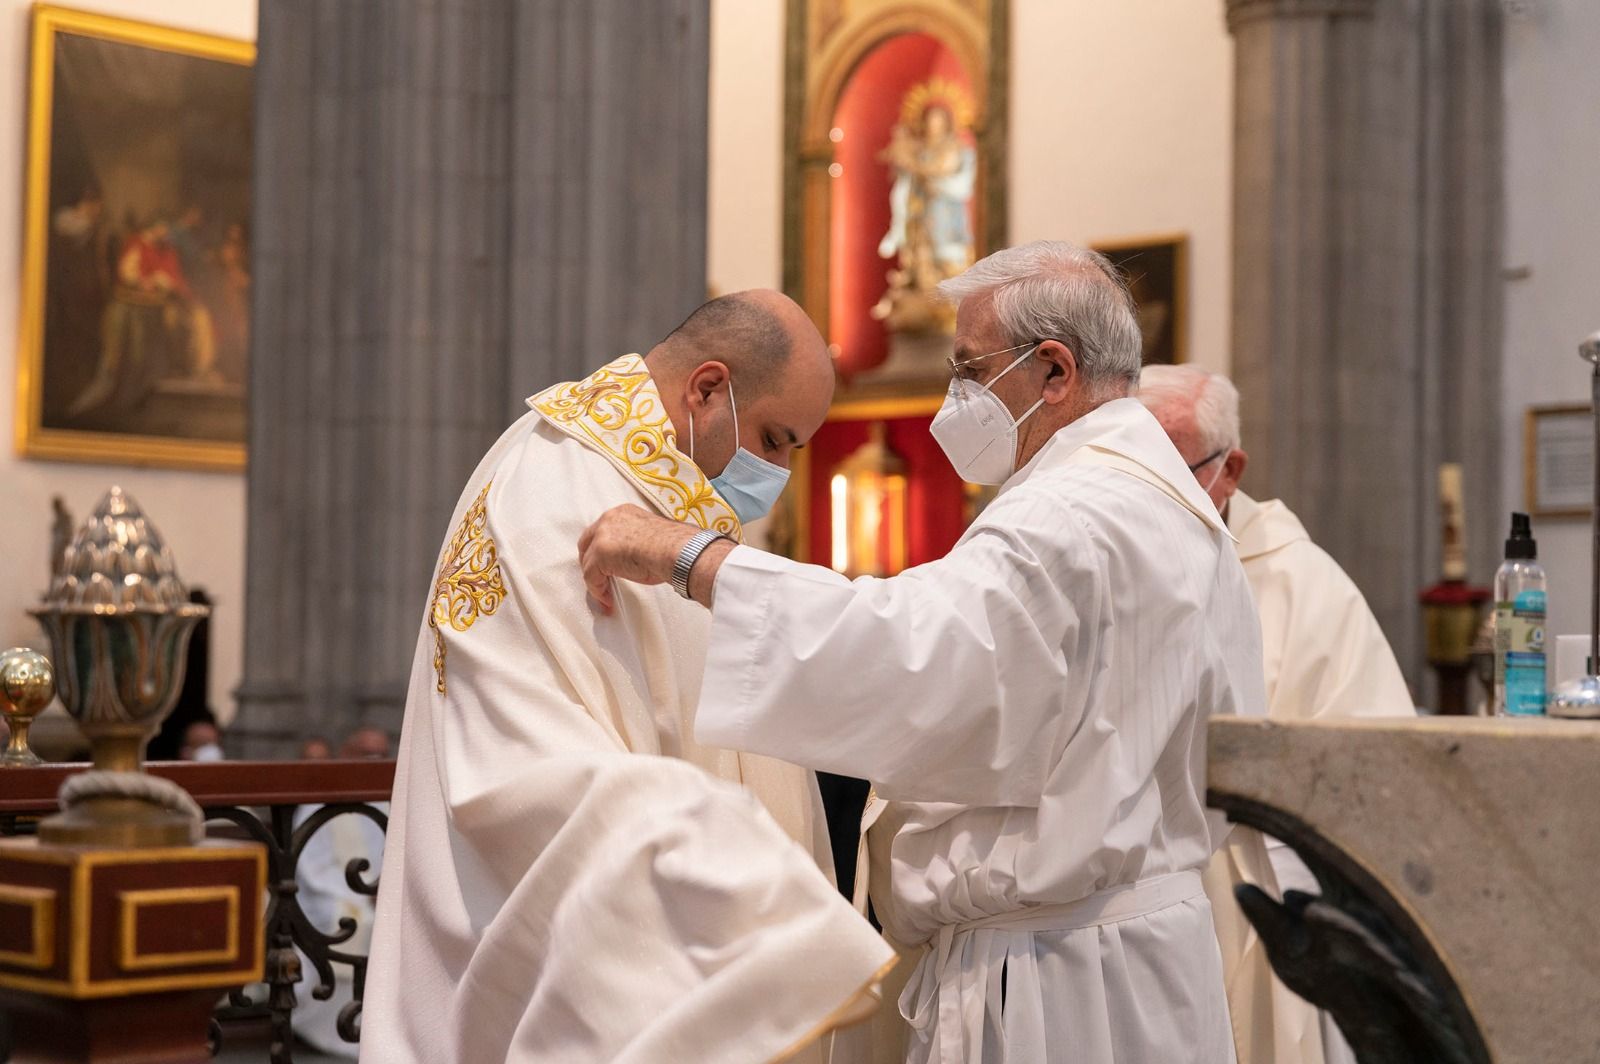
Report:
29,487,209,846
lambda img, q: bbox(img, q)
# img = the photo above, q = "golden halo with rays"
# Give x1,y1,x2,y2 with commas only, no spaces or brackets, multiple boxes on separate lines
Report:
899,76,975,130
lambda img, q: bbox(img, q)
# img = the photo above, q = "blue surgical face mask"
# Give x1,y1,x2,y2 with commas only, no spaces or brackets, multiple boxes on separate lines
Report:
688,377,791,523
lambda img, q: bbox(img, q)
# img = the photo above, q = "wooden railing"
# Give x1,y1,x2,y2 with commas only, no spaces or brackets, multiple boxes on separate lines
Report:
0,760,395,1064
0,760,394,820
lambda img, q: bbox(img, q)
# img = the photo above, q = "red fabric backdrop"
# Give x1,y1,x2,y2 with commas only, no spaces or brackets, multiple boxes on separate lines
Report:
828,33,971,377
805,414,967,570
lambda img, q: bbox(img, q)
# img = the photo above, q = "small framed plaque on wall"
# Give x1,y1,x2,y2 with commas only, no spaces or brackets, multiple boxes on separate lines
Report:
1525,404,1592,518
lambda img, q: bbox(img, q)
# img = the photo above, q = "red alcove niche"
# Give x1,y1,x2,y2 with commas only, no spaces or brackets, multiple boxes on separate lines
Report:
828,33,974,378
805,413,969,571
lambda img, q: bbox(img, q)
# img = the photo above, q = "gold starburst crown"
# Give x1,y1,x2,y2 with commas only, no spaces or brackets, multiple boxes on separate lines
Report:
899,76,976,130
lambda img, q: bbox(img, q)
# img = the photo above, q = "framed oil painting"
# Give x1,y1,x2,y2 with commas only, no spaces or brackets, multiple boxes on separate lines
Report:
16,5,254,471
1092,233,1188,366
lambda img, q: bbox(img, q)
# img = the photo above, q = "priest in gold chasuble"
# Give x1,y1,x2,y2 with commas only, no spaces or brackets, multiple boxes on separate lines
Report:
363,292,895,1064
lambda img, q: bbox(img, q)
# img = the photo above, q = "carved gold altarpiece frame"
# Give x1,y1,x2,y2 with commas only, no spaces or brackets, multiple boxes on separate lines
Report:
777,0,1008,563
784,0,1007,400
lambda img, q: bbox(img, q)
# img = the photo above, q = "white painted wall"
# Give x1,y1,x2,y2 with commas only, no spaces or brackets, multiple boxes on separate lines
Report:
706,0,1236,368
1009,0,1233,372
707,0,786,295
0,0,255,723
1501,0,1600,646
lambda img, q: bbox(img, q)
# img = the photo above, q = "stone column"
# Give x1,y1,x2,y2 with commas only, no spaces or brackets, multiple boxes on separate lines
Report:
235,0,710,756
508,0,712,384
1226,0,1503,695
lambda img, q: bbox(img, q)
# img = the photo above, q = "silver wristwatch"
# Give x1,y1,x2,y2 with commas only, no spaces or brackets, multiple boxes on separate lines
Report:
671,529,728,599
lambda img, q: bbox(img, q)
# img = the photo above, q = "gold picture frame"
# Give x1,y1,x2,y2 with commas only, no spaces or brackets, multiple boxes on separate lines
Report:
1091,232,1189,366
1524,404,1592,519
15,5,255,471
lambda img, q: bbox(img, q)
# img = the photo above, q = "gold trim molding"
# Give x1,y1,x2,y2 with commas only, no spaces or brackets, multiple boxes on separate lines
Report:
117,885,240,972
0,883,56,970
0,839,265,999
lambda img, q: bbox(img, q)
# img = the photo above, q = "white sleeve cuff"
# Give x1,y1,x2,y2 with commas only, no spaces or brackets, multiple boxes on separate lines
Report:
697,546,786,749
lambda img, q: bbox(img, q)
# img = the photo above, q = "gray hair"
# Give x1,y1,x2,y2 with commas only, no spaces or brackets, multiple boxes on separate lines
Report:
938,240,1144,393
1137,364,1241,453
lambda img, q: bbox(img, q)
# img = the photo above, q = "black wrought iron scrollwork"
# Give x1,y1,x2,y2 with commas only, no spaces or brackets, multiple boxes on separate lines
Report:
204,801,387,1064
1211,795,1491,1064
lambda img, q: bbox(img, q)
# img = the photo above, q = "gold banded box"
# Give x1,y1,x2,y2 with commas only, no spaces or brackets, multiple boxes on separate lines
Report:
0,837,264,998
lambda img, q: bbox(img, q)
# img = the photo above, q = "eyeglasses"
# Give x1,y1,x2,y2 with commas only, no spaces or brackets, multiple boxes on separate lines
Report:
946,340,1043,383
1187,448,1226,473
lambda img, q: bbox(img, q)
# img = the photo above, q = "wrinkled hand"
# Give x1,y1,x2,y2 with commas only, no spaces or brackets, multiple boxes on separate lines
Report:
578,504,703,614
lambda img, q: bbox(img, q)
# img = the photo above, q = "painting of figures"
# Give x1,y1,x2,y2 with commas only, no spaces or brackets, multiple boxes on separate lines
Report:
18,5,253,469
1092,234,1188,366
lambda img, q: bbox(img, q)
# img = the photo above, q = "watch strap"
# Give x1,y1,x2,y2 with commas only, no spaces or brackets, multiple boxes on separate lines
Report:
671,529,727,599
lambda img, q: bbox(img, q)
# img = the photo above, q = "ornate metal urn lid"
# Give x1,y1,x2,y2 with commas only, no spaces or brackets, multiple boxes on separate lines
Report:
38,487,206,614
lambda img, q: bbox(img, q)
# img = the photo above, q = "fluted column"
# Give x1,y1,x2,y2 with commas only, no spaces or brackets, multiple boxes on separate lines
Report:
235,0,710,756
1226,0,1503,694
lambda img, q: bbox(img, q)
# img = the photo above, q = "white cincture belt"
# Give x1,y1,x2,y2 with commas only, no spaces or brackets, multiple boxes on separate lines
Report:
899,869,1205,1062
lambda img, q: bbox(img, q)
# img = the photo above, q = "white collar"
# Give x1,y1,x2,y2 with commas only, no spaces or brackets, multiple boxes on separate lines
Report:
1002,397,1233,537
1227,491,1309,559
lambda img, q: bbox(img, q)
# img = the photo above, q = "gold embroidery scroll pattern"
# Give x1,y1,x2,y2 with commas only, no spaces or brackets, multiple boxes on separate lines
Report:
429,483,507,693
534,359,742,540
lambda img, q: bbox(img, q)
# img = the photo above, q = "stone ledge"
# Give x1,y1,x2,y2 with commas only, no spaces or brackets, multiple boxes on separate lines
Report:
1208,715,1600,1063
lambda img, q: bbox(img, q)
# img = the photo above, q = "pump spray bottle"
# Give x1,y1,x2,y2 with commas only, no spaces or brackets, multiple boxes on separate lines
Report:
1494,512,1547,716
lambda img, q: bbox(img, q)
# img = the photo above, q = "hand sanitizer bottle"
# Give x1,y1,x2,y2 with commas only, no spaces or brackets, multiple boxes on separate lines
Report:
1494,512,1547,716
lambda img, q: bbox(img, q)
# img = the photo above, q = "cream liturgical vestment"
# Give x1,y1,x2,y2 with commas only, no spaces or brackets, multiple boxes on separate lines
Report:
698,398,1266,1064
361,355,895,1064
1203,492,1416,1064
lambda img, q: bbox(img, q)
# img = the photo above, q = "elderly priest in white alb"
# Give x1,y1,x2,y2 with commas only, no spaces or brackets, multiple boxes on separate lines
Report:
1141,363,1417,1064
580,241,1265,1063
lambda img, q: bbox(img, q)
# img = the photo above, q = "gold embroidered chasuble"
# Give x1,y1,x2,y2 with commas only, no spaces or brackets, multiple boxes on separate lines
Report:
530,352,744,540
426,354,741,697
364,354,893,1064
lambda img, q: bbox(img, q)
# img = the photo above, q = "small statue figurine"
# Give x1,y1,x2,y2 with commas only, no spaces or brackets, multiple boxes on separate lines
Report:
872,77,978,334
49,495,72,585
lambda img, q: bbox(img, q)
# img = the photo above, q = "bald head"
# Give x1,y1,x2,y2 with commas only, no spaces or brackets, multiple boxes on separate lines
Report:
653,290,826,395
646,290,835,482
